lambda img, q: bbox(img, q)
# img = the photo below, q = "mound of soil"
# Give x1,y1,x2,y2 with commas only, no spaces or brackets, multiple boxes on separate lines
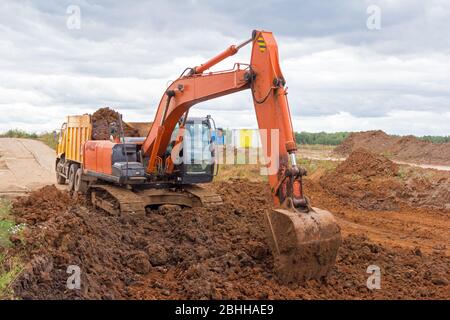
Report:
92,107,139,140
8,182,449,299
320,149,450,211
334,130,450,166
335,148,399,177
13,185,74,224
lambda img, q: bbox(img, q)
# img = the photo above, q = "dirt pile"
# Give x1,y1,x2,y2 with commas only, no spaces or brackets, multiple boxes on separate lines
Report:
334,130,392,156
8,181,449,299
334,130,450,166
11,186,142,299
320,149,450,211
334,148,399,177
13,185,73,224
92,107,140,140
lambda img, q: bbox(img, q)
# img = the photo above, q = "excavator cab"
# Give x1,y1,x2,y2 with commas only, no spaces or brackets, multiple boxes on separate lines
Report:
170,116,217,184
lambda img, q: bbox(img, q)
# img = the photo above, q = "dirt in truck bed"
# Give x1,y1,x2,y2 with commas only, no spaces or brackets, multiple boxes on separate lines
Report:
7,159,449,299
92,107,140,140
334,130,450,166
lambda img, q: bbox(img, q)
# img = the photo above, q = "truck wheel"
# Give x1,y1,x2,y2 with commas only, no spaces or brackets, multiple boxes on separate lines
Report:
74,168,89,194
68,164,78,191
56,172,66,185
55,158,66,184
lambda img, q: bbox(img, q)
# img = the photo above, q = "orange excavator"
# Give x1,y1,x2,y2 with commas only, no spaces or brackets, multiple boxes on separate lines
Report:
57,30,341,282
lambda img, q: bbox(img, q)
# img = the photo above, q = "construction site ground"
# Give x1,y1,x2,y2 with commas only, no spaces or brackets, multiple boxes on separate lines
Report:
0,137,448,299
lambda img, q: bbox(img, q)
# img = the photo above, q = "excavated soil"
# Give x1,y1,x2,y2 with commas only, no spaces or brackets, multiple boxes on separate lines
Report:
320,149,450,211
7,175,449,300
92,107,140,140
334,130,450,166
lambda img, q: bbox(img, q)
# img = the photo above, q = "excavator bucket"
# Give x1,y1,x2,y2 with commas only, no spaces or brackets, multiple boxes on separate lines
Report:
264,207,341,283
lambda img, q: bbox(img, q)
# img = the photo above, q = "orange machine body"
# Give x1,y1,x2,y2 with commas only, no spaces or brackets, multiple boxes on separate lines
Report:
83,140,115,175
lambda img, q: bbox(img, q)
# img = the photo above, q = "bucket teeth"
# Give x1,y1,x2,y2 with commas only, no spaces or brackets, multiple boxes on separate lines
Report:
264,207,341,283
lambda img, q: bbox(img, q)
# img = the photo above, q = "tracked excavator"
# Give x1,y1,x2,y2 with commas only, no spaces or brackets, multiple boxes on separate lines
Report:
56,30,341,282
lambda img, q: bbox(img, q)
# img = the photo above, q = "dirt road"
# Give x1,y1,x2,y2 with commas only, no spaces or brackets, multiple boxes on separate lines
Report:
0,138,56,198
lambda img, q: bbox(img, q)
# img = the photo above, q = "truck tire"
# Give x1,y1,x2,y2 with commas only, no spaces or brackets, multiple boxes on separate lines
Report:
56,172,66,185
55,158,66,184
74,168,89,194
68,163,79,191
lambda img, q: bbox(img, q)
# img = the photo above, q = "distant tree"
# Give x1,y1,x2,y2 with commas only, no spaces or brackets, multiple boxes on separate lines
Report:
293,131,450,145
419,135,450,143
295,131,350,145
0,129,38,139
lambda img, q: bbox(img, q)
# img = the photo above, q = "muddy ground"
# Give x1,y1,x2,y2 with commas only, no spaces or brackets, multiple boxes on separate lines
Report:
92,107,140,140
320,149,450,211
5,149,449,300
334,130,450,166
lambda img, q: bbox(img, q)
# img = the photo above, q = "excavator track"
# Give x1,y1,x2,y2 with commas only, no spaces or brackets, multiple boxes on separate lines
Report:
91,185,146,215
90,184,223,215
183,185,224,207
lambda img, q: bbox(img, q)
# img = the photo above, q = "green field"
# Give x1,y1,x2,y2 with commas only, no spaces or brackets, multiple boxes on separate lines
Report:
0,199,23,299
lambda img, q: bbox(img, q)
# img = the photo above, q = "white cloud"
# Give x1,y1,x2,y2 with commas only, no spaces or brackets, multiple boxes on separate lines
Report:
293,111,450,136
0,0,449,136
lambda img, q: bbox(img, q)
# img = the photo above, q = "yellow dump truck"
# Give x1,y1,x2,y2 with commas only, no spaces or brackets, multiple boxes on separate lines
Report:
55,114,92,187
55,114,151,189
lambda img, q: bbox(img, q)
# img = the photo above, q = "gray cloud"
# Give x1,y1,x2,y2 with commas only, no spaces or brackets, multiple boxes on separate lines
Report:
0,0,449,135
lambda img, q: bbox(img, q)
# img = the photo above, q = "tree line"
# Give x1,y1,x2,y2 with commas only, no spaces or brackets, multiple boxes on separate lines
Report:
294,131,450,145
418,135,450,143
295,131,350,145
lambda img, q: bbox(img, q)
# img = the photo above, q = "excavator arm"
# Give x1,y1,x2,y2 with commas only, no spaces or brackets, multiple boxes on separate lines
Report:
141,66,250,174
142,30,341,282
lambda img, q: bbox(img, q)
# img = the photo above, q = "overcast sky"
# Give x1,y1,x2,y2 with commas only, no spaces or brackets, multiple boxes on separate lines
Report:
0,0,449,135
